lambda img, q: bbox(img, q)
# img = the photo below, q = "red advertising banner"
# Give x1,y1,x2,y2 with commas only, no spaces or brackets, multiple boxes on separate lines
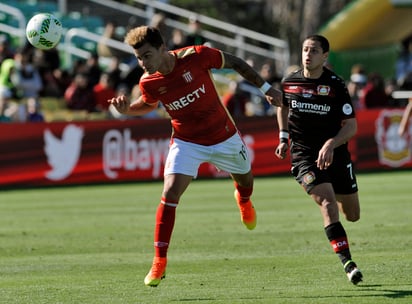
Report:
1,109,411,187
353,108,412,169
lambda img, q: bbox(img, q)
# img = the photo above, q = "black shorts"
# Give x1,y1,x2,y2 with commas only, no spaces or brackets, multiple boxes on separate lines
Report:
291,147,358,195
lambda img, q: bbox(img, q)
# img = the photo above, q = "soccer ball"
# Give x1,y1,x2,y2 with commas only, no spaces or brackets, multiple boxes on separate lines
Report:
26,13,63,50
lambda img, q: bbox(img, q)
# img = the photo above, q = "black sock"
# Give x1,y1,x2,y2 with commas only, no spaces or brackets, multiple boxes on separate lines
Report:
324,222,352,268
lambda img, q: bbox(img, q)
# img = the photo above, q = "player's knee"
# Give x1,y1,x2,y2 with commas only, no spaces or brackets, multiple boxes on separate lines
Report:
345,213,360,222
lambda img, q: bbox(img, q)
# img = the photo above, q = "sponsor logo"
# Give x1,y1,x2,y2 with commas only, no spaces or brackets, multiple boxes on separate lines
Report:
332,240,348,251
102,129,170,179
291,100,331,115
302,89,314,98
165,84,206,111
44,124,84,180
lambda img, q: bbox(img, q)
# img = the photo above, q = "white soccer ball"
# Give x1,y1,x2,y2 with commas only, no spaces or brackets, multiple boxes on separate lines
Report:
26,13,63,50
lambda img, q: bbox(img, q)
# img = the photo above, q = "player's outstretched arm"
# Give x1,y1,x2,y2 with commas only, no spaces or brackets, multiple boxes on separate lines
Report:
222,52,282,106
275,105,289,159
108,95,159,116
399,100,412,136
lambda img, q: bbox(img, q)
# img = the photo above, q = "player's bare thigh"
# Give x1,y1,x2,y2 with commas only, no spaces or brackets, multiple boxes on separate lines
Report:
336,192,360,222
162,173,193,202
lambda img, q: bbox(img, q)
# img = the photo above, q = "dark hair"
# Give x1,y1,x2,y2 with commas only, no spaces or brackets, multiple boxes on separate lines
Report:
124,26,164,50
304,35,330,53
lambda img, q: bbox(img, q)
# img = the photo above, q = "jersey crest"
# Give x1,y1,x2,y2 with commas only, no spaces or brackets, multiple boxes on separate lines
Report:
182,71,193,83
317,85,330,96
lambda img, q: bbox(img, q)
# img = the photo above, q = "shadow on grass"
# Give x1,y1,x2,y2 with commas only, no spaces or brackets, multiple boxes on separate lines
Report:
171,299,216,302
278,285,412,301
357,284,412,299
169,287,412,303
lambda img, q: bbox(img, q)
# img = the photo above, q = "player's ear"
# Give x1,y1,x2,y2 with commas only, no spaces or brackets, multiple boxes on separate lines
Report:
159,44,167,52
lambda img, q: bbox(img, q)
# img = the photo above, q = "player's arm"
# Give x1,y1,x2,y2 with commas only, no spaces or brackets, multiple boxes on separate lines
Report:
332,117,357,147
398,99,412,136
317,118,357,170
275,104,290,159
222,52,282,107
108,94,159,116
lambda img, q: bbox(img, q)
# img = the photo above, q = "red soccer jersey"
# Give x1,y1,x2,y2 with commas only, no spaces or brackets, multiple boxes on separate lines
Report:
139,45,237,145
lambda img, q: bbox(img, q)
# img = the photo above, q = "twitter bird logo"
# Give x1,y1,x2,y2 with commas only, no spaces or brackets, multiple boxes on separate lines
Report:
44,124,84,181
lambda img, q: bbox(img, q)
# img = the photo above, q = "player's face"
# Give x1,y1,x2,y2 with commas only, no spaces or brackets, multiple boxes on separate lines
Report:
134,43,164,74
301,39,328,71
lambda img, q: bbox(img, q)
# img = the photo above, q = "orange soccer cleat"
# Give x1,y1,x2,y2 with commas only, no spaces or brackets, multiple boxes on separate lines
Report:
144,257,167,287
234,190,257,230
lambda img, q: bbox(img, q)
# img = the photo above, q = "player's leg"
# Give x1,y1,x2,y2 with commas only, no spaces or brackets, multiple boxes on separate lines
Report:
211,133,256,230
156,173,193,257
335,193,362,284
144,173,192,287
336,192,360,222
231,170,256,230
310,183,362,284
327,154,362,283
145,138,204,287
231,170,254,200
310,182,339,226
331,153,360,222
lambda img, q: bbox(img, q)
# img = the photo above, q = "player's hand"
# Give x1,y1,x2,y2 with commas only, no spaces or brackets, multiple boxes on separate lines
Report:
108,95,130,114
265,87,283,107
275,142,288,159
316,139,335,170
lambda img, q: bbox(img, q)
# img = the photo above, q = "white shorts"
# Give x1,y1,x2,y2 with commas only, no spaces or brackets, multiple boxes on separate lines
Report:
164,133,251,177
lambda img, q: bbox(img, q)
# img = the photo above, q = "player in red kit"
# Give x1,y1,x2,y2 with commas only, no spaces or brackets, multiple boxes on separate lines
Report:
275,35,363,285
109,26,282,287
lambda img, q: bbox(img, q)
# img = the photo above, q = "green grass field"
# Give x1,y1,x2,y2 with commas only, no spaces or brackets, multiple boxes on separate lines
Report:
0,171,411,304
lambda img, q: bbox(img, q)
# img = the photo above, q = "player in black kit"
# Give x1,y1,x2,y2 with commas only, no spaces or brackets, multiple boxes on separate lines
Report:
275,35,363,285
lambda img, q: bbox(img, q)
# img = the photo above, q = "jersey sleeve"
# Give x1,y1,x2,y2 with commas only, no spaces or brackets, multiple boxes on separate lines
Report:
195,45,224,70
281,80,290,107
337,77,356,119
139,74,158,105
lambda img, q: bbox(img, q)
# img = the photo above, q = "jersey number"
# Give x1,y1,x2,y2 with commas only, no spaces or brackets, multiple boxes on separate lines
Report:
239,145,247,161
346,163,353,180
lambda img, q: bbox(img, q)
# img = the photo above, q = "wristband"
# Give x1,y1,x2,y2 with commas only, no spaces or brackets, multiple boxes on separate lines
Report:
279,129,289,144
259,82,271,94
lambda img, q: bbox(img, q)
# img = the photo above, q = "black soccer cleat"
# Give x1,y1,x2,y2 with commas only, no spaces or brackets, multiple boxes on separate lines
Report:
344,260,363,285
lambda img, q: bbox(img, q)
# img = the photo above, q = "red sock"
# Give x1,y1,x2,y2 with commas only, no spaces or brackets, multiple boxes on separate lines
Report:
234,182,253,203
153,198,178,258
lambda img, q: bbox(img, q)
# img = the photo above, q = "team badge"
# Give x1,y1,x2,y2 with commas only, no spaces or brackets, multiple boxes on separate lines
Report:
182,71,193,83
317,85,330,96
302,171,316,185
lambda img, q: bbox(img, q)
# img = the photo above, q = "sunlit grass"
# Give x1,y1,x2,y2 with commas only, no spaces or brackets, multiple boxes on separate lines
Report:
0,171,411,303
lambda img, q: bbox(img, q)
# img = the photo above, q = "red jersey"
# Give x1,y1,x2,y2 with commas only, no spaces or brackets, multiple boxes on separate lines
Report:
139,45,237,145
